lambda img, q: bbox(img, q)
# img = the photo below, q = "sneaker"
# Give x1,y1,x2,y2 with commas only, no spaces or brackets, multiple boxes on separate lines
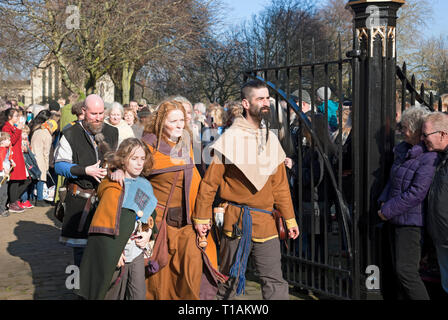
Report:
35,200,52,207
20,200,34,209
1,211,9,217
9,202,25,213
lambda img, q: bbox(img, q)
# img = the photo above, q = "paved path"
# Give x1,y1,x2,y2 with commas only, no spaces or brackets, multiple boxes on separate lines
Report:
0,205,76,300
0,205,311,300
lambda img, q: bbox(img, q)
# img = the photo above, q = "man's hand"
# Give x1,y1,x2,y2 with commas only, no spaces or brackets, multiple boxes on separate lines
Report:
85,160,107,183
110,168,125,187
194,223,211,237
288,226,300,240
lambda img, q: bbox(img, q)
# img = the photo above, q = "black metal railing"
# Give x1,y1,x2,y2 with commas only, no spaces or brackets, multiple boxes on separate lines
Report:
396,62,444,112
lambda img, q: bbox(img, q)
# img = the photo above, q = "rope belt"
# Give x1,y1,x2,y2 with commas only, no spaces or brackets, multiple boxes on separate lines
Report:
227,201,273,296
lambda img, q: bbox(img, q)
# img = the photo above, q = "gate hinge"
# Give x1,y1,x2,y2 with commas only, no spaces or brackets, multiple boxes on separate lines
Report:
346,50,362,58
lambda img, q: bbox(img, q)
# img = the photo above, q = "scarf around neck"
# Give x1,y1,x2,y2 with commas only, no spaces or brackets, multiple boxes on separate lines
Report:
210,116,286,191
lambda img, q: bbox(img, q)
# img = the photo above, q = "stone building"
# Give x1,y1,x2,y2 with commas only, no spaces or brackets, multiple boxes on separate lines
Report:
1,54,115,105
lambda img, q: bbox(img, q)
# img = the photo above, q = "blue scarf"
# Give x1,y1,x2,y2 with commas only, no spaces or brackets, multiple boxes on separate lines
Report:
122,177,157,223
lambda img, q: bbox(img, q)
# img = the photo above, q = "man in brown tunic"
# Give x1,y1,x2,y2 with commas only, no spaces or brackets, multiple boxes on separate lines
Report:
193,79,300,300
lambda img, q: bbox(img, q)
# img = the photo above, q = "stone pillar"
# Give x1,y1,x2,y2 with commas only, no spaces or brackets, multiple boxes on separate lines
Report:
347,0,404,300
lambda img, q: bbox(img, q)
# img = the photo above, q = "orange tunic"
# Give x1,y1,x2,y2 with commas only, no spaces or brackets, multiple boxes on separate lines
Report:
143,134,218,300
193,155,298,242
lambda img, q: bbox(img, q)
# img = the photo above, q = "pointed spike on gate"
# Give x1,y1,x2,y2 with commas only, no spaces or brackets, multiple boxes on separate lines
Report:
299,39,303,64
253,51,257,69
312,37,316,63
420,83,425,100
402,61,406,76
275,44,279,66
338,33,342,61
429,92,434,110
439,97,443,112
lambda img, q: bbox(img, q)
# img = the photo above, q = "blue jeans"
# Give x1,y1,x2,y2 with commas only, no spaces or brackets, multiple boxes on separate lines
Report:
435,245,448,294
36,181,44,201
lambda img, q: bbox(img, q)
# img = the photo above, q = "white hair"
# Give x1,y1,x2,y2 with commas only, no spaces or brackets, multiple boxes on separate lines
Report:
193,102,206,114
400,105,431,134
107,102,124,116
172,96,192,108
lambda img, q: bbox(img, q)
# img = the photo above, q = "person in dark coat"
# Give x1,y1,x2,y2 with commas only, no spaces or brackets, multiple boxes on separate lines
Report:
378,106,438,300
54,94,118,267
421,112,448,294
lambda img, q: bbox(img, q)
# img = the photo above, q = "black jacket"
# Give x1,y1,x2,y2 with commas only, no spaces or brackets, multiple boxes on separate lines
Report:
63,122,118,190
59,122,118,239
427,147,448,247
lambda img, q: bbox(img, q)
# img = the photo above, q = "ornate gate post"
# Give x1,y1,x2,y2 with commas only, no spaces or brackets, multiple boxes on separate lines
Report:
347,0,404,299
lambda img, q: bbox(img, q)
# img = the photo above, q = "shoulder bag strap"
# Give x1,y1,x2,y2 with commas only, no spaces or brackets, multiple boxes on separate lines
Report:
160,170,181,221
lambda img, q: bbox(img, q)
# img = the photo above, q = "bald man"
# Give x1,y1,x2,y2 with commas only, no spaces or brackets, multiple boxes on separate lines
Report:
54,94,119,267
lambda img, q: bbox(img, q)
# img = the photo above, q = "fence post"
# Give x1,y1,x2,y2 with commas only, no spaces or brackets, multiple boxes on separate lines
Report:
347,0,405,300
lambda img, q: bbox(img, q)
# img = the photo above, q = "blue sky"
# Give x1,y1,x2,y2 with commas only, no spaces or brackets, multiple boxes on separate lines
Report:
221,0,447,38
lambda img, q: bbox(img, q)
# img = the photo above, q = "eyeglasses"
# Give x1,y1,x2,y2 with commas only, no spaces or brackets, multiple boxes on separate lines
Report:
422,131,442,138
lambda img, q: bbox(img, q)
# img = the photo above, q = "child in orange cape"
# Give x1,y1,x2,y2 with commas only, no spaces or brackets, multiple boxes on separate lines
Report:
77,138,157,300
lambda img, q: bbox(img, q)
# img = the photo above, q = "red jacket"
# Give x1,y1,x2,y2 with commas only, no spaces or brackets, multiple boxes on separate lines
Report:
0,146,13,172
2,122,26,180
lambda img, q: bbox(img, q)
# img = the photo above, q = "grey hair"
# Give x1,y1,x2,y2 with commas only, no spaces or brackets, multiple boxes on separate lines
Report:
171,96,192,108
107,102,124,116
193,102,206,114
423,112,448,133
400,106,431,134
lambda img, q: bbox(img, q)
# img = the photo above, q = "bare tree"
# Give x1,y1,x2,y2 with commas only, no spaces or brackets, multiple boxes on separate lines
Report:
108,0,221,104
0,0,221,101
412,35,448,95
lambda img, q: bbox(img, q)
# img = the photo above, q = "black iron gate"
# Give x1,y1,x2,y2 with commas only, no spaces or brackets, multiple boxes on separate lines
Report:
242,0,422,300
244,39,355,300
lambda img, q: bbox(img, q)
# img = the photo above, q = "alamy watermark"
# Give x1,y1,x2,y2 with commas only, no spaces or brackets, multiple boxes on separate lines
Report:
65,265,80,290
65,5,80,30
365,265,380,290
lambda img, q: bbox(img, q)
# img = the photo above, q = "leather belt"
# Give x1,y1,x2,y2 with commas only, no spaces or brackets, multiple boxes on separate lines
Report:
67,183,96,199
67,183,98,233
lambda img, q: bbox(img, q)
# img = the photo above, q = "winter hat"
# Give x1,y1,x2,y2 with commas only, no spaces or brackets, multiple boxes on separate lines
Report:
317,87,332,101
292,89,312,105
49,100,61,112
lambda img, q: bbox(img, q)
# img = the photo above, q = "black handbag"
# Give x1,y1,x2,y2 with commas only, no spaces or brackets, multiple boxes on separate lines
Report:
53,201,65,223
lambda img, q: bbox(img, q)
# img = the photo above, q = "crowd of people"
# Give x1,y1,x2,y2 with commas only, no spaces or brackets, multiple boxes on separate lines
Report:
1,82,448,301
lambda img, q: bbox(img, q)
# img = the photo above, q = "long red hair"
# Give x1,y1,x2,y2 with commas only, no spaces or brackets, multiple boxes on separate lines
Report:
144,100,192,151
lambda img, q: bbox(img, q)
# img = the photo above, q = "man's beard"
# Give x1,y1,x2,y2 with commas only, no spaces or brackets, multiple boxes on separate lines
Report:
83,120,104,135
249,105,271,142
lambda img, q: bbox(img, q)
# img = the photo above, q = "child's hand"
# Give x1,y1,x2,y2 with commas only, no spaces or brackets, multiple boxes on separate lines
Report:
117,253,126,268
135,230,152,249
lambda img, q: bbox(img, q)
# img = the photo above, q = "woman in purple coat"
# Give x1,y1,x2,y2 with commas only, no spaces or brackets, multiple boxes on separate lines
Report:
378,106,438,300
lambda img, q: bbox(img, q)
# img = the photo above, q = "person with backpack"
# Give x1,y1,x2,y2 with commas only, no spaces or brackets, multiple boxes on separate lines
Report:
30,119,58,207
